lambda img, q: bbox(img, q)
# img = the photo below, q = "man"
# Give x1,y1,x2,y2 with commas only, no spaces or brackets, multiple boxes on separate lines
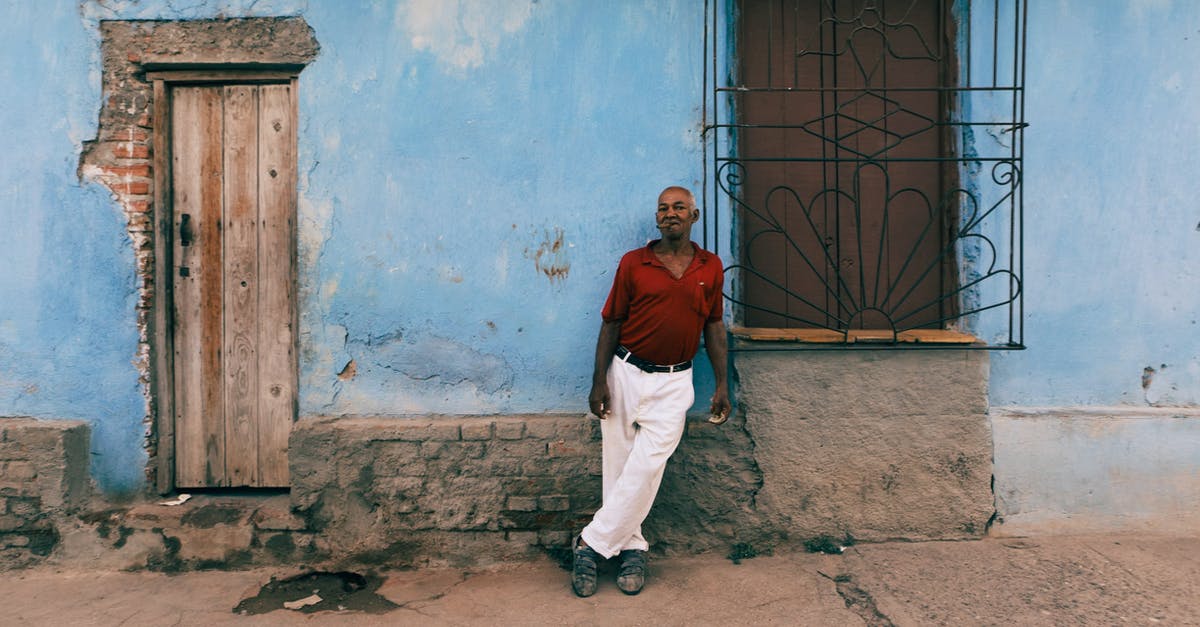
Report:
572,186,730,597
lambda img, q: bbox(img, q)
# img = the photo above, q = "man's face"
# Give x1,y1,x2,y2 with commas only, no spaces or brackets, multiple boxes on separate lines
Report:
656,189,698,239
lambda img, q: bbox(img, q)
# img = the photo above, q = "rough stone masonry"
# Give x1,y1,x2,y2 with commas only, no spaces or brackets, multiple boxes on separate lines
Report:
0,419,90,569
288,413,767,568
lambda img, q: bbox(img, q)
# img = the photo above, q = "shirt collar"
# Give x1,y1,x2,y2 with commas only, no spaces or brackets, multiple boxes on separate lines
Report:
640,240,707,267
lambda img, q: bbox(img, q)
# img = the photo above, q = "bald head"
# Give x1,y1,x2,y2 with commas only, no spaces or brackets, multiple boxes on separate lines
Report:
658,186,696,208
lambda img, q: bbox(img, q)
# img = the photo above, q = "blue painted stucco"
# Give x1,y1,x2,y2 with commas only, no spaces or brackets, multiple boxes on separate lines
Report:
988,1,1200,407
0,2,145,495
0,0,1195,498
0,0,712,494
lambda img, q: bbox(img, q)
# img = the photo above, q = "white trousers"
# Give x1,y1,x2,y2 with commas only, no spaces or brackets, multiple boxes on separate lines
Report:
580,355,693,559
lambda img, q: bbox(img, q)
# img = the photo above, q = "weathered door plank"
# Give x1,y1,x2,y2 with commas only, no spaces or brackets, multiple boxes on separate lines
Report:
222,84,261,487
172,85,226,487
255,83,296,487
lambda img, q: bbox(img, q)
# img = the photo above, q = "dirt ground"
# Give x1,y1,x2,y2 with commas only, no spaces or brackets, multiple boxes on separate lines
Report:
3,533,1198,626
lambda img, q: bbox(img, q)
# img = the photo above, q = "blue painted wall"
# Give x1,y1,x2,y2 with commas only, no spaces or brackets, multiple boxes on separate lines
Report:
0,0,713,494
0,2,144,495
988,1,1200,408
2,0,1195,497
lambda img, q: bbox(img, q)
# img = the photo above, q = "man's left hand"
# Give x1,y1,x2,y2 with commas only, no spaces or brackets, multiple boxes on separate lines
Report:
708,387,731,425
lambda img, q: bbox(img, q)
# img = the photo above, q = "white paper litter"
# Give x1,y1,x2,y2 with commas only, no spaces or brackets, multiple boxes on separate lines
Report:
283,594,323,610
158,494,191,506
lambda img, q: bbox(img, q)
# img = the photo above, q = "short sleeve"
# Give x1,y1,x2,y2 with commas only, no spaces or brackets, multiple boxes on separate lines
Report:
601,254,633,322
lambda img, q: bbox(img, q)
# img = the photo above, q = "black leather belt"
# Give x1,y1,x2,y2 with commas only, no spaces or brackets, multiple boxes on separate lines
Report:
615,345,692,373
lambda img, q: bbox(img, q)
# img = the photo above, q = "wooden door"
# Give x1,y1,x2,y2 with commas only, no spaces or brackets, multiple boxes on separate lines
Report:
170,82,297,488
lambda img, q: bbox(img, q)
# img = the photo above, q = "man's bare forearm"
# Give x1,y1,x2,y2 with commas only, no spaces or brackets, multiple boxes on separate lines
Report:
593,320,622,384
704,319,728,390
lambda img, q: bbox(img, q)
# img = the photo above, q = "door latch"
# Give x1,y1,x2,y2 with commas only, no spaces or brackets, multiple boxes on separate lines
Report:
180,213,194,247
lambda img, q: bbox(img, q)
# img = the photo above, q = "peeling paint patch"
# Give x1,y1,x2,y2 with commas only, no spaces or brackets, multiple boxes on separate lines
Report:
397,0,535,72
525,226,570,282
337,359,357,381
368,334,513,395
1141,365,1156,391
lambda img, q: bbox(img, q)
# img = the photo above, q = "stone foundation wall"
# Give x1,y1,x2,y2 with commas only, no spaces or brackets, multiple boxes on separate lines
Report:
288,350,993,568
289,414,766,567
1,351,994,571
0,419,91,568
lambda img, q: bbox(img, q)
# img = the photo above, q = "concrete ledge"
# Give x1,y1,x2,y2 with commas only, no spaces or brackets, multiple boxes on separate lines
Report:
0,417,92,568
991,407,1200,535
734,350,994,541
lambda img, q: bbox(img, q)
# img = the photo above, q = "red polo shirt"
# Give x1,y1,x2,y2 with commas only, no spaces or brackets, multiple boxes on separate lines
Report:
601,241,724,365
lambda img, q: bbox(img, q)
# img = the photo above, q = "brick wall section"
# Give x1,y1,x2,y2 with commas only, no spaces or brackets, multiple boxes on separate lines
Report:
0,419,91,568
77,19,320,490
290,414,766,568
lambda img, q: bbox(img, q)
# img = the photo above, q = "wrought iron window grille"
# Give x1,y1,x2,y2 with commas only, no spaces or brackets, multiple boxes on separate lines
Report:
701,0,1027,350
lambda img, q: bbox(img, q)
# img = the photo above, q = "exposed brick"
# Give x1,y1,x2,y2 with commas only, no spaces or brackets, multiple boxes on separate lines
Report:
3,533,30,548
372,441,423,475
372,477,424,499
393,422,461,442
6,498,37,518
99,164,151,178
250,507,307,532
539,495,570,512
100,127,149,142
538,530,570,546
113,143,150,159
460,421,493,441
124,199,151,214
523,420,558,440
488,438,546,457
505,496,537,512
0,441,26,458
127,214,152,232
109,181,150,195
505,530,538,545
2,462,36,482
495,421,525,441
547,440,585,458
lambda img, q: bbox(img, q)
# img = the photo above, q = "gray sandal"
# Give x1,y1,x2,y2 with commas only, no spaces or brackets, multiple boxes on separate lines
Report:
571,537,601,597
617,549,647,595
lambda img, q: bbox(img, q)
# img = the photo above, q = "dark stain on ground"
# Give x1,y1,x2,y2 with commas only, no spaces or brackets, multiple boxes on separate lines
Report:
181,504,243,528
265,533,295,560
825,573,895,627
804,534,855,554
727,542,759,564
233,571,398,615
112,526,134,549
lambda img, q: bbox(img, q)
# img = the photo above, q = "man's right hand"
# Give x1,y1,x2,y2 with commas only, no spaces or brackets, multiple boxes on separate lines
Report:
588,382,611,419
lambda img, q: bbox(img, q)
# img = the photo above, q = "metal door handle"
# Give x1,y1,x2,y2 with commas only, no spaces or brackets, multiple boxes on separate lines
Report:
180,213,193,246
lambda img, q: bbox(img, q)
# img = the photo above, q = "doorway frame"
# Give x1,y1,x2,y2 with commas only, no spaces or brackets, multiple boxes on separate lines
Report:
149,65,303,493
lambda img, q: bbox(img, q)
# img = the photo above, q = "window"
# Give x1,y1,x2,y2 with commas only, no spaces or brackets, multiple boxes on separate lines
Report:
703,0,1026,348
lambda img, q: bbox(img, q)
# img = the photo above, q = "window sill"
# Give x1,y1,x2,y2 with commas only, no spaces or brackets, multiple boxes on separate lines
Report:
729,326,980,345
